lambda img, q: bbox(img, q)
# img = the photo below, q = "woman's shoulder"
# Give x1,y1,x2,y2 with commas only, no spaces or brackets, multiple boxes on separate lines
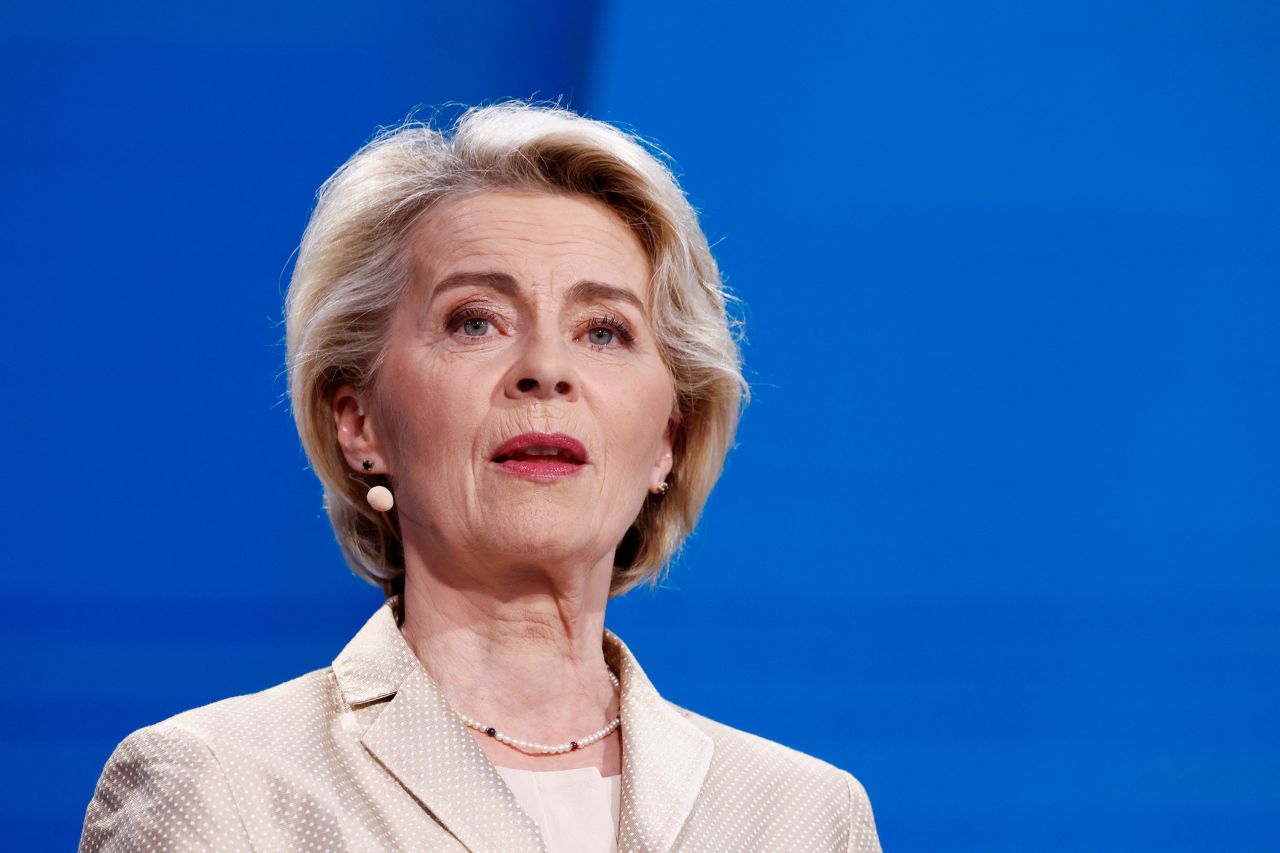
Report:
654,699,880,851
667,699,875,810
154,666,337,740
82,667,340,850
103,665,341,775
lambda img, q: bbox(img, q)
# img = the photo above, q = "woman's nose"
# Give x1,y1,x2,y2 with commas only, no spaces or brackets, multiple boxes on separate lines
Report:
505,332,578,400
515,377,572,395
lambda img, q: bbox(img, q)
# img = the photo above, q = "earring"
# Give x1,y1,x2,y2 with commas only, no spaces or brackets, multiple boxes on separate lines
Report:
367,485,395,512
654,481,669,495
362,459,373,471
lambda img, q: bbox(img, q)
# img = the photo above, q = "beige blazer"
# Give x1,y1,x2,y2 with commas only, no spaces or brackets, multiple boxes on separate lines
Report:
81,596,882,852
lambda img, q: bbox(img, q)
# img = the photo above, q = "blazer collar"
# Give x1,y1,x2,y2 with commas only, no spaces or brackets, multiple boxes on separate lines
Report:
332,596,714,852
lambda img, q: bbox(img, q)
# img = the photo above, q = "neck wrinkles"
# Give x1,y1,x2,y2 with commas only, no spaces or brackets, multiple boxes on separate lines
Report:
396,545,620,754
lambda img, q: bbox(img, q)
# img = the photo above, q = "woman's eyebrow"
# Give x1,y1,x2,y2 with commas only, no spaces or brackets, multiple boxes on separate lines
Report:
427,271,522,309
427,271,646,317
565,280,646,317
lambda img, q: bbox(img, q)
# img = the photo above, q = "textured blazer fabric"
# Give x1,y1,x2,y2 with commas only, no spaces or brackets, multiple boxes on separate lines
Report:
81,596,882,852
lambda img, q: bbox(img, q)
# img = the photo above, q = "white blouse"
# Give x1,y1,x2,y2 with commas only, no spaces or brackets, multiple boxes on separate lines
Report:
494,765,622,853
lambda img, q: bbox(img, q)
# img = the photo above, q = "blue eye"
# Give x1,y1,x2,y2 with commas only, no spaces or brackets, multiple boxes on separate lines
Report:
581,314,635,348
447,305,501,339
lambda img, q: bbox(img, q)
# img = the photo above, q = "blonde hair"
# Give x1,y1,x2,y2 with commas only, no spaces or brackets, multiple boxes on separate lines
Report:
285,101,748,598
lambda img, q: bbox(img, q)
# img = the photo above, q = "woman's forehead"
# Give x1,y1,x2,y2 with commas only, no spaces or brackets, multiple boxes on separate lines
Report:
409,190,652,295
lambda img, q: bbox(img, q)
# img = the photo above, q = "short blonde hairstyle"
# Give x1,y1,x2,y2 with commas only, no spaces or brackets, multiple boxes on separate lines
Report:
285,101,748,598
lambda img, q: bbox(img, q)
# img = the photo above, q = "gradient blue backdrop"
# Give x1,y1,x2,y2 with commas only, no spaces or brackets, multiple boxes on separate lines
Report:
2,2,1277,850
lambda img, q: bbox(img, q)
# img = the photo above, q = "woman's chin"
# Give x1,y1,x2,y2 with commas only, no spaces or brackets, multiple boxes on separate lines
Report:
490,523,583,553
471,515,610,568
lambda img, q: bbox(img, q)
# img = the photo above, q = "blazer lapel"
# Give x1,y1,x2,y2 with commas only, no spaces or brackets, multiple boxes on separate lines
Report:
333,598,545,852
605,629,714,852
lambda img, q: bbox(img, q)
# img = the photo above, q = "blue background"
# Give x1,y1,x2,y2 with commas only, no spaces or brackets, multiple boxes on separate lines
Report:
3,2,1277,850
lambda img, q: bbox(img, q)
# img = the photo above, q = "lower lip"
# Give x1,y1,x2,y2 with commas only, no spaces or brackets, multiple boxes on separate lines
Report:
492,459,586,480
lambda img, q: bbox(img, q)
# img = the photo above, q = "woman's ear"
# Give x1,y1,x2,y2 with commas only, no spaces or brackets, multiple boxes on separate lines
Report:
332,385,387,473
653,410,679,487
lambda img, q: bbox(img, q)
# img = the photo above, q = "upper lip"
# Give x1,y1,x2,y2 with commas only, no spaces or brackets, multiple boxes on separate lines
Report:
491,432,589,464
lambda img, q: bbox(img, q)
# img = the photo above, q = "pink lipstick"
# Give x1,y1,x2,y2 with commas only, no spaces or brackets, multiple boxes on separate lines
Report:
490,432,589,480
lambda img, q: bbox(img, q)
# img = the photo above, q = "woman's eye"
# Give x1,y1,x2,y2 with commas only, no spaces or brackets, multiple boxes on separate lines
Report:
581,315,635,349
447,306,501,339
586,327,615,346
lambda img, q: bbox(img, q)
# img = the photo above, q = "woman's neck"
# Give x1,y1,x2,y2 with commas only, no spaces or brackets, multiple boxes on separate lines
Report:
397,546,623,772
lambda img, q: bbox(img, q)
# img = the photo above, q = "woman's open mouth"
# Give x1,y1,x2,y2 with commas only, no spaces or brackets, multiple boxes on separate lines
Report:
490,432,588,480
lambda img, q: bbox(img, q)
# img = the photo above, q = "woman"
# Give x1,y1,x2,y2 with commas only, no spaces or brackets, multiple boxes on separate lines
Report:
81,102,882,852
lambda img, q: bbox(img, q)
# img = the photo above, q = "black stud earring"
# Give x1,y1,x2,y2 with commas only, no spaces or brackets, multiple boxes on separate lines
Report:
362,460,373,471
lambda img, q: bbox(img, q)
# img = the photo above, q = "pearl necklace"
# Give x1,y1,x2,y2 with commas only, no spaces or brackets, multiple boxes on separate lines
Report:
457,669,622,755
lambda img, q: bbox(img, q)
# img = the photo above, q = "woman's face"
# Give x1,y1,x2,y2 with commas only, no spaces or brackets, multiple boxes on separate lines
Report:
342,190,677,576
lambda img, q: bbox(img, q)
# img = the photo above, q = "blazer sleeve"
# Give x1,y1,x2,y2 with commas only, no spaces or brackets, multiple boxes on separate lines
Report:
80,724,252,852
845,771,882,853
